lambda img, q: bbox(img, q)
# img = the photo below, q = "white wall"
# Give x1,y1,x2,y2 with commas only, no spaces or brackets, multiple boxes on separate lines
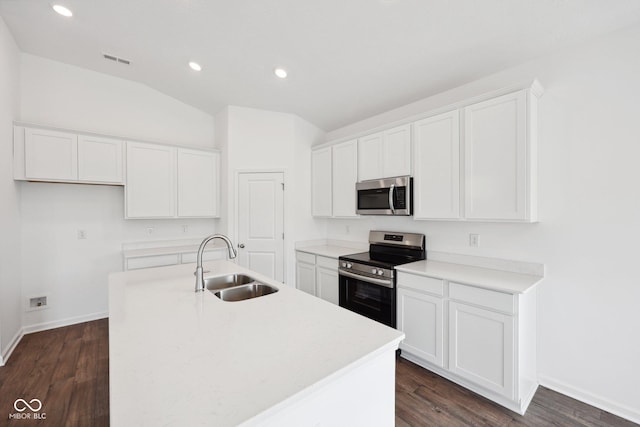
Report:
219,106,325,287
20,54,214,148
323,23,640,423
18,54,218,330
0,16,22,363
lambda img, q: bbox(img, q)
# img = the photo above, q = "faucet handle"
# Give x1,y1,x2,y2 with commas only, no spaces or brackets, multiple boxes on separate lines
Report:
193,270,210,276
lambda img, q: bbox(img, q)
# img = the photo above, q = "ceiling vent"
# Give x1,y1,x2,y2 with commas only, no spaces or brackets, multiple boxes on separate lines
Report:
103,53,131,65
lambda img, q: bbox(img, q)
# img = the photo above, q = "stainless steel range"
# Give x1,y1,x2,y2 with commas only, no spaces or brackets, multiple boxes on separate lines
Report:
338,231,426,328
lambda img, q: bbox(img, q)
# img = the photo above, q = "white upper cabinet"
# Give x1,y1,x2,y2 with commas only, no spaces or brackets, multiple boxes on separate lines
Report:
77,135,123,183
463,89,537,221
413,110,460,220
382,124,412,178
177,148,219,218
331,140,358,217
357,132,384,181
126,142,177,218
25,128,78,181
311,147,332,217
358,124,411,181
18,126,123,184
126,142,219,219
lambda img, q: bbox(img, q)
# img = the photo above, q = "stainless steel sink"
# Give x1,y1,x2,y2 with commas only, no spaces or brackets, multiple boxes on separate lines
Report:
204,274,254,292
213,283,278,302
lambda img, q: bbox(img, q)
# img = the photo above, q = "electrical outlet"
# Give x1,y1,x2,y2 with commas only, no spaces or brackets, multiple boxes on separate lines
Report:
182,225,189,234
469,233,480,247
77,229,87,239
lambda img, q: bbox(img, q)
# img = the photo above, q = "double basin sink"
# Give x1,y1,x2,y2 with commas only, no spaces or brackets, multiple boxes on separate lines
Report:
204,273,278,302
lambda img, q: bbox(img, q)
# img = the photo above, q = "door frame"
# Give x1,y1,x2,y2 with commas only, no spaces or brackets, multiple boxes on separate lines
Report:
234,169,287,283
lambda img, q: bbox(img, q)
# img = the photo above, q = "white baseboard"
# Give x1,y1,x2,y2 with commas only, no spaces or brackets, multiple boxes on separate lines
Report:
22,311,109,335
539,375,640,425
1,311,109,366
0,327,25,366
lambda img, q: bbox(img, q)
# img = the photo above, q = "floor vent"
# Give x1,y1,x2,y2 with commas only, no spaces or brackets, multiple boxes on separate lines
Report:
103,53,131,65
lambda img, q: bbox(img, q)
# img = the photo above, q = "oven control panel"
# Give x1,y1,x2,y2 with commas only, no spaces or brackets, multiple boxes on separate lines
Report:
339,261,394,280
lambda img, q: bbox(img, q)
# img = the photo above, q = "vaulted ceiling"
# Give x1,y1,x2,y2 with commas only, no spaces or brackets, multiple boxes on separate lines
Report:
2,0,640,131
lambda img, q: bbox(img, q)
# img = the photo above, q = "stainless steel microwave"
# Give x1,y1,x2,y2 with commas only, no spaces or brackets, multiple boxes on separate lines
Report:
356,176,412,215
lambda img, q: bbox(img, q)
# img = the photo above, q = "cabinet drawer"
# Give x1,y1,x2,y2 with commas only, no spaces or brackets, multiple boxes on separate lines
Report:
296,251,316,264
126,254,180,270
181,250,224,264
449,282,514,314
316,255,337,269
397,272,444,296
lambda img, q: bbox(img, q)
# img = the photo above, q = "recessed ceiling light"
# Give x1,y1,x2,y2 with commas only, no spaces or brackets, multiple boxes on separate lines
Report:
52,4,73,17
274,68,288,79
189,62,202,71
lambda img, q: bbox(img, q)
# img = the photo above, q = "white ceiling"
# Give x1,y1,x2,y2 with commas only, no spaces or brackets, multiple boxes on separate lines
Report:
2,0,640,131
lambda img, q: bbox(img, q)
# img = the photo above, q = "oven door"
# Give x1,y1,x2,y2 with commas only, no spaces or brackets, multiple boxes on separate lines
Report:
338,270,396,328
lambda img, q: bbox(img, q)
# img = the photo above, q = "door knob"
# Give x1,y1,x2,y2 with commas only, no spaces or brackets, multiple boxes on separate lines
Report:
238,243,245,248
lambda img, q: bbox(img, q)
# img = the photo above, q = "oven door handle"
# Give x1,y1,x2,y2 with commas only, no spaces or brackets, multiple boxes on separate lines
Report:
339,269,394,289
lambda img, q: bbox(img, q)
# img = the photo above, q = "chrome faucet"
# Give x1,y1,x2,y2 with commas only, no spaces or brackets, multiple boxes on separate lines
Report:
195,234,238,292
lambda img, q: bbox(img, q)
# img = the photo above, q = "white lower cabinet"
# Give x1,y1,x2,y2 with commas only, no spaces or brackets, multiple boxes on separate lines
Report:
296,252,317,295
295,252,340,304
125,248,226,271
449,301,515,399
397,272,537,415
397,287,444,367
316,256,339,305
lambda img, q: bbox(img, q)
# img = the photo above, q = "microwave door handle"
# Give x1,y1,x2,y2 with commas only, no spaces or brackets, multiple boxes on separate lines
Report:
389,184,395,214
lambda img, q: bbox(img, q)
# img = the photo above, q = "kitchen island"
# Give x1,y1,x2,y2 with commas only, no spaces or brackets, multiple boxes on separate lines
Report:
108,260,404,426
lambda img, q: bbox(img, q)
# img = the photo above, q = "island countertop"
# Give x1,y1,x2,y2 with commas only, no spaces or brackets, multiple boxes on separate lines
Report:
108,260,404,426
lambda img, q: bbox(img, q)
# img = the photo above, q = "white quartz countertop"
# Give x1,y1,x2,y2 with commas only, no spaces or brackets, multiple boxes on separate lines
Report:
295,245,362,259
109,261,403,426
396,260,543,294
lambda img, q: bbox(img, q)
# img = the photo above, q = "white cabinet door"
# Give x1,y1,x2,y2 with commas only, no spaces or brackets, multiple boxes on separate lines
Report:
464,90,529,221
358,132,383,181
332,139,358,217
126,142,177,218
397,287,444,367
413,111,460,219
25,128,78,181
77,135,124,183
177,148,219,218
311,147,332,217
358,126,411,181
316,266,339,305
296,261,316,295
383,124,411,178
449,301,515,399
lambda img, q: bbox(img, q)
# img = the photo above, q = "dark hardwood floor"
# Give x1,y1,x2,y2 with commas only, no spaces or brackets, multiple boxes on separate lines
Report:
395,357,637,427
0,320,636,426
0,320,109,427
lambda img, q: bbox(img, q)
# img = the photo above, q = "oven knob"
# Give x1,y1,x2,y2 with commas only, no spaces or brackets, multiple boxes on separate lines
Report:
341,262,347,268
371,268,378,275
346,263,352,269
377,270,384,276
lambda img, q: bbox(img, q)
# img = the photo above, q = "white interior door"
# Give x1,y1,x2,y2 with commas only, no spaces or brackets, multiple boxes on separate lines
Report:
237,172,285,282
